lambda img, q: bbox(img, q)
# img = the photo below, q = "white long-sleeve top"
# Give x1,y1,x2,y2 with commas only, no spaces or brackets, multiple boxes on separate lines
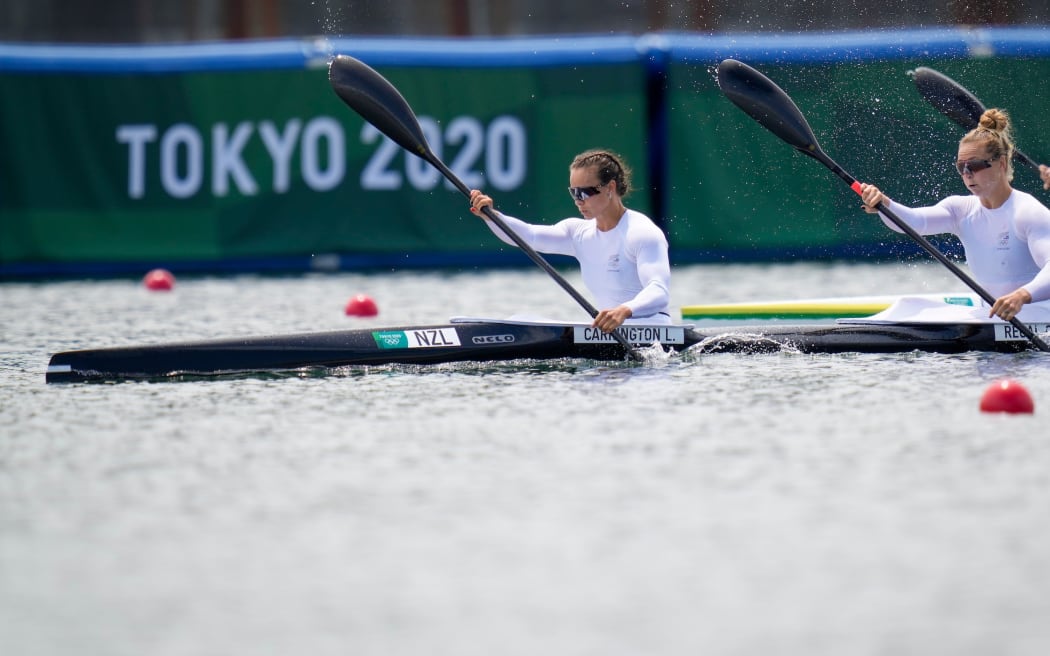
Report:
878,189,1050,302
484,209,672,322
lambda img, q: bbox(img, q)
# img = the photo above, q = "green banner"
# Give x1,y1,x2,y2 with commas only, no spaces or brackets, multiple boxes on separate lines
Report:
5,34,1050,275
1,61,649,269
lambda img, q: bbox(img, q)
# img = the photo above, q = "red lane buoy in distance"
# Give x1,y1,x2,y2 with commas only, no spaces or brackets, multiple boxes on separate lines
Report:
979,379,1035,414
345,293,379,317
143,268,175,291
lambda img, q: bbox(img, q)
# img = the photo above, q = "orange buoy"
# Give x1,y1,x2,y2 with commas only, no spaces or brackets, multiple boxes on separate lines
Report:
143,268,175,291
345,293,378,317
979,379,1034,414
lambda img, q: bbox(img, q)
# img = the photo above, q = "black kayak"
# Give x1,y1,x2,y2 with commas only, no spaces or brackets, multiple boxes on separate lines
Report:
44,316,1044,383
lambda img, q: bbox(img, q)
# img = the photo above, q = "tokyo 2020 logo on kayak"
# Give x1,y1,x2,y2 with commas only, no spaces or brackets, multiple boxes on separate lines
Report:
373,331,409,349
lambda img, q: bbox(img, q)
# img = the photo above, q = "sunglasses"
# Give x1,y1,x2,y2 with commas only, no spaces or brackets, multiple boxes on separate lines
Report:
955,157,998,175
568,185,604,201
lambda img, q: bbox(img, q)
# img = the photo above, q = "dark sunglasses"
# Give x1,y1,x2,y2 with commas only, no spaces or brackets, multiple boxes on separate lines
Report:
568,185,603,201
955,157,998,175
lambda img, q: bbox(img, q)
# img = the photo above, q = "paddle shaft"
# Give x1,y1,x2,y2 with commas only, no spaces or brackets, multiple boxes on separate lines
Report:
433,188,641,359
428,158,644,359
814,149,1050,352
427,157,602,317
328,55,642,359
807,149,985,293
1011,149,1042,175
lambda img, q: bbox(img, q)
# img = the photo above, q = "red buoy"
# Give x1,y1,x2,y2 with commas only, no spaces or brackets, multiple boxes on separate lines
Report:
979,379,1034,414
143,268,175,291
345,293,378,317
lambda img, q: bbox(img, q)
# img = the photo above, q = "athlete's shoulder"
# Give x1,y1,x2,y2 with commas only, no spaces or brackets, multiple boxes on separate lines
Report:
621,209,661,230
938,194,977,208
620,210,668,254
556,216,590,229
1010,188,1050,210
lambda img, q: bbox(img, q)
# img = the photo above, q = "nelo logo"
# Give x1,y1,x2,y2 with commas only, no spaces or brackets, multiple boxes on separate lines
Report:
472,334,515,344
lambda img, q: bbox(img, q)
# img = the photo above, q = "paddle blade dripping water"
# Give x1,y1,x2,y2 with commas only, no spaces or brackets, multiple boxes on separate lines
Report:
910,66,984,131
715,58,821,158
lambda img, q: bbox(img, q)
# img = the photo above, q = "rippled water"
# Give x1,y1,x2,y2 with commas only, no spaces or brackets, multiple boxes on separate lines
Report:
3,262,1049,655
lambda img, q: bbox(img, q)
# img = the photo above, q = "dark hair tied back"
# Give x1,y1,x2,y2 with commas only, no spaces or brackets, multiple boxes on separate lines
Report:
570,149,632,197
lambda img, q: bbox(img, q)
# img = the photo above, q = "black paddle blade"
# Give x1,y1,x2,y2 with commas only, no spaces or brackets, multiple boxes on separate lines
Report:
910,66,1043,174
716,58,821,157
329,54,431,160
910,66,984,131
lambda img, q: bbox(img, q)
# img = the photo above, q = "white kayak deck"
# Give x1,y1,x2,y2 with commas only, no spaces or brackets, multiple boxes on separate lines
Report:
841,295,1050,325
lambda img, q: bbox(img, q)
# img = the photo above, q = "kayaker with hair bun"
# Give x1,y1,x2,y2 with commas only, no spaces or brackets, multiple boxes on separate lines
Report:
858,108,1050,322
469,148,671,333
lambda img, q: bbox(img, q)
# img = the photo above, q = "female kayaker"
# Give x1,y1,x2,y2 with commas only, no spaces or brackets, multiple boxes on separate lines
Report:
858,108,1050,322
468,149,671,333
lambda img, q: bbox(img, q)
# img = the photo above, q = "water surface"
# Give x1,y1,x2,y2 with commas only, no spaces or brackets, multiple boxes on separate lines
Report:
3,262,1049,655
